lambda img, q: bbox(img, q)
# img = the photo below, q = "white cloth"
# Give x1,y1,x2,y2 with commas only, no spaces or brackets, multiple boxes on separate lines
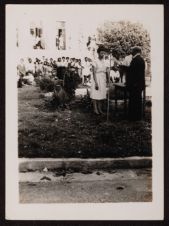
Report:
75,62,80,69
25,73,34,84
90,59,107,100
37,63,43,73
110,70,120,81
82,61,91,76
65,61,69,67
104,59,111,68
56,62,62,67
60,61,66,67
17,63,26,76
123,54,132,66
26,62,35,73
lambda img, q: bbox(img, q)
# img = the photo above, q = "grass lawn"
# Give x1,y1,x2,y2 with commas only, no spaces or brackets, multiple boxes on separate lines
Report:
18,85,152,158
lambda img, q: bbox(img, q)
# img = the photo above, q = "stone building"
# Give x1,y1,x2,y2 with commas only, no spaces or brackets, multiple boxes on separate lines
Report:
15,15,98,60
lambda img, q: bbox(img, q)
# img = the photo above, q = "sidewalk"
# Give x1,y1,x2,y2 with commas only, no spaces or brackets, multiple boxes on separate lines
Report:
19,157,152,203
19,168,152,203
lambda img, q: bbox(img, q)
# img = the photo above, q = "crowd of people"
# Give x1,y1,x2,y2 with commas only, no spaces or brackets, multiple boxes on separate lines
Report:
16,54,124,88
17,56,92,87
17,45,146,121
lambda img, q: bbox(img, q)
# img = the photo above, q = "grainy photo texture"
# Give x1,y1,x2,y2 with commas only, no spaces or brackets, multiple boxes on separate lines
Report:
6,5,164,220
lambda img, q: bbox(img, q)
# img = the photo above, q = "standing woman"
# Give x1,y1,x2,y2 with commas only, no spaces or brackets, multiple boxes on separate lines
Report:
90,46,109,115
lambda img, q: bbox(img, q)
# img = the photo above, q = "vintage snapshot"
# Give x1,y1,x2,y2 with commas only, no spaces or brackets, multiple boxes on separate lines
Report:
6,4,164,220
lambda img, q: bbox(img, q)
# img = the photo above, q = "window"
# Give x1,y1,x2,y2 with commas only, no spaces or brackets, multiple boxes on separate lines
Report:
56,21,66,50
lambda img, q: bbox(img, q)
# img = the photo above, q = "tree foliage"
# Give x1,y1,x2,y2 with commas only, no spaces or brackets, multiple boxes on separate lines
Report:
97,21,150,61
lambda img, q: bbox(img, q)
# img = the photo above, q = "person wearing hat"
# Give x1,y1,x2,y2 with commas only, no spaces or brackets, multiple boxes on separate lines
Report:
127,46,145,121
90,46,109,115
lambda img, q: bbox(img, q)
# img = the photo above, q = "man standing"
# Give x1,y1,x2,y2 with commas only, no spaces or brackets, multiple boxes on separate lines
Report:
127,46,145,121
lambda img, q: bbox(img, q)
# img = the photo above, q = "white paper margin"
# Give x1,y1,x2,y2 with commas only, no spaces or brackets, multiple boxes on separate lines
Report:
6,4,164,220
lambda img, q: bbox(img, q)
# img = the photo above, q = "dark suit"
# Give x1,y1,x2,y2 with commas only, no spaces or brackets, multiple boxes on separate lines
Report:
127,54,145,120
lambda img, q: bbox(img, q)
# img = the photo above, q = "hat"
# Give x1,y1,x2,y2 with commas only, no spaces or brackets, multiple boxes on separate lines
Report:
131,46,142,54
97,45,108,54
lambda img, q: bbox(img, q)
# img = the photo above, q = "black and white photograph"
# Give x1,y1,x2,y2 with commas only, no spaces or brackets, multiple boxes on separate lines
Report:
6,4,164,220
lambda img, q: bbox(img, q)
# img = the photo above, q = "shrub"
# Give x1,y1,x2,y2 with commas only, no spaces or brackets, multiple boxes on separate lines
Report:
45,85,69,110
39,78,61,92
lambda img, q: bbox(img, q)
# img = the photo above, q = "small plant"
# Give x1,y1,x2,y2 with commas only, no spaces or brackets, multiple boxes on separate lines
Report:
45,85,69,110
39,78,58,92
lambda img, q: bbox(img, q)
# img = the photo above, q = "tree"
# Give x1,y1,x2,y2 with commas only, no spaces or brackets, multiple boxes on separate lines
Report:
97,21,151,61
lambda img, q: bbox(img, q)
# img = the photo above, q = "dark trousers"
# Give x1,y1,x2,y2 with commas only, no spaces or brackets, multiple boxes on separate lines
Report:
57,67,63,79
128,89,143,121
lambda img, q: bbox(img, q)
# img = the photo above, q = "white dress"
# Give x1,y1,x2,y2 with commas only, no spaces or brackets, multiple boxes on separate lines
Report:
90,59,107,100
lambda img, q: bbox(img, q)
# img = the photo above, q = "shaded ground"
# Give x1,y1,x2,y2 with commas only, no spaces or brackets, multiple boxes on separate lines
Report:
18,85,152,158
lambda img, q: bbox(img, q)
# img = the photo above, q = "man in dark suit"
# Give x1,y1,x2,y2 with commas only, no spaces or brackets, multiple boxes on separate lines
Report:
127,46,145,121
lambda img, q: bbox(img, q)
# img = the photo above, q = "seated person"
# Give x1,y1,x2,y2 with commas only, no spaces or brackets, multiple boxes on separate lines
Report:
17,58,26,87
110,66,120,83
24,58,35,85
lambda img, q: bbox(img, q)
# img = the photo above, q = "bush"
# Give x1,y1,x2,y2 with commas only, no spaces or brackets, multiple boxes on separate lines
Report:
39,78,62,92
39,78,55,92
45,85,69,110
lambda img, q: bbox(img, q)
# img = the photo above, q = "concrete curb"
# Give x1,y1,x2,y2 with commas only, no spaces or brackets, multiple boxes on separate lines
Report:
19,157,152,172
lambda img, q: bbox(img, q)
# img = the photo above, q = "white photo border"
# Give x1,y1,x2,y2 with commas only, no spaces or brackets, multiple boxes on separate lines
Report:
6,4,164,220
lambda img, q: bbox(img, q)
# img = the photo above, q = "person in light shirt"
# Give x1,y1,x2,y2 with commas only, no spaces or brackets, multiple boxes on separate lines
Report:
117,53,133,83
104,55,114,69
123,54,132,66
110,66,120,83
61,57,66,67
26,58,35,73
17,58,26,87
82,57,91,85
24,58,35,85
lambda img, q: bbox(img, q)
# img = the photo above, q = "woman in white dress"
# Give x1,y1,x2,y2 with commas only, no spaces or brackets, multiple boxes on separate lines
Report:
90,46,109,114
